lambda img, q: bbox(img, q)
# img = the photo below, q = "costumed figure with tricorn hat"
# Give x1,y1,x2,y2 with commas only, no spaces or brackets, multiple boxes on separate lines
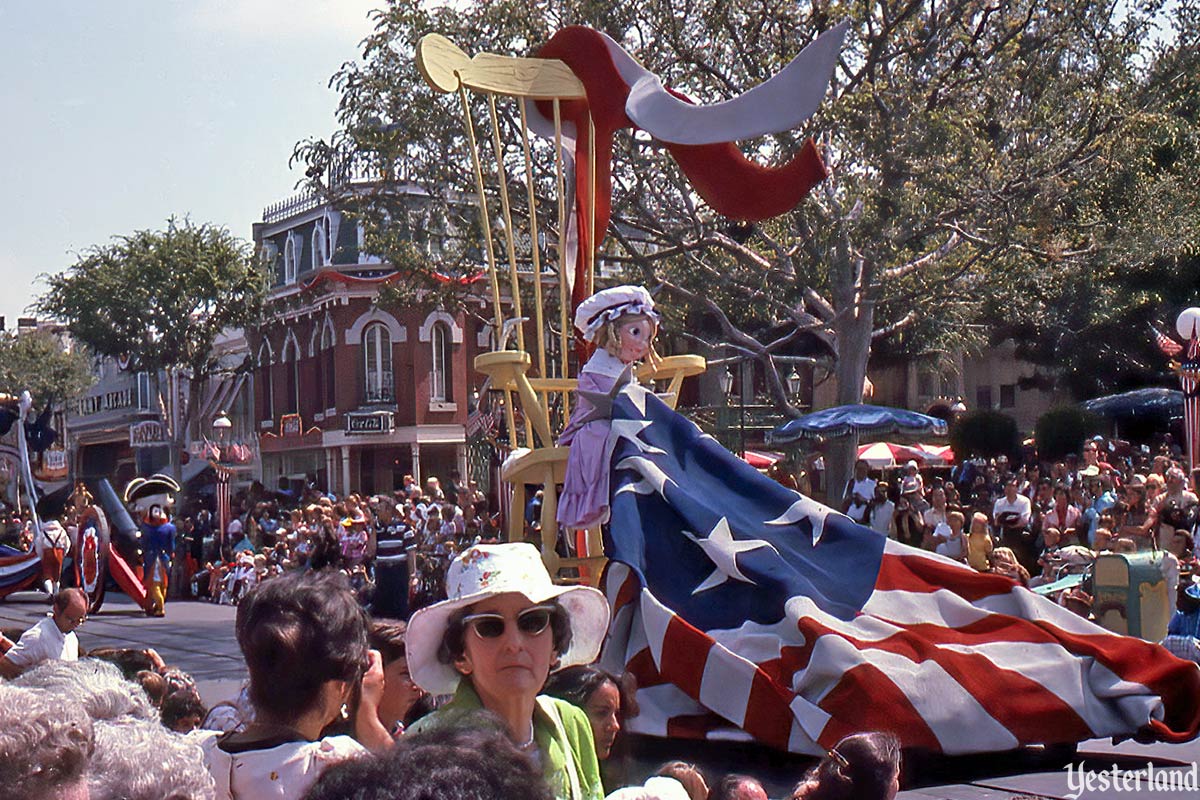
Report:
123,473,180,617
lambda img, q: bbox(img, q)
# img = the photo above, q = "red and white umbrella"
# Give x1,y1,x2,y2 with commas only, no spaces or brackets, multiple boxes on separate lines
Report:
741,450,786,469
856,442,924,468
915,444,955,465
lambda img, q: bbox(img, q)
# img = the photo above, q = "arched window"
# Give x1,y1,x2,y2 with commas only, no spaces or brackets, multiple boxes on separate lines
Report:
312,222,328,271
363,322,393,404
257,340,275,422
431,322,454,403
283,234,297,283
321,321,336,410
282,331,301,414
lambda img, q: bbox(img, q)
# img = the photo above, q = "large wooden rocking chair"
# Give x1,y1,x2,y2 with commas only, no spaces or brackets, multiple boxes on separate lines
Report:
416,34,705,583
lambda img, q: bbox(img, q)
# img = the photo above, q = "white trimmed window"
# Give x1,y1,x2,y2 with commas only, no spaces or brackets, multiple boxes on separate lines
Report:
282,331,301,414
283,234,298,283
431,323,453,403
321,319,336,410
363,322,393,404
258,341,275,422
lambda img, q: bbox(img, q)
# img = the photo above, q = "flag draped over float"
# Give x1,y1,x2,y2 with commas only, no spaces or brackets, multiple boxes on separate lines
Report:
416,23,1200,756
598,381,1200,755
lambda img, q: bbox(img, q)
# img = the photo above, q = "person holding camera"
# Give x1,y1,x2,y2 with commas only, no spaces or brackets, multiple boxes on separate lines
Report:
199,571,391,799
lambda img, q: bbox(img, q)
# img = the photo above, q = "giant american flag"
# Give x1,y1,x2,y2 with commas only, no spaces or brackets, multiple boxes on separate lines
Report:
597,383,1200,755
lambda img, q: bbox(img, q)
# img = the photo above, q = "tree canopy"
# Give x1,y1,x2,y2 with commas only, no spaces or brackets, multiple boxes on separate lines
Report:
0,330,94,409
294,0,1197,488
35,218,265,471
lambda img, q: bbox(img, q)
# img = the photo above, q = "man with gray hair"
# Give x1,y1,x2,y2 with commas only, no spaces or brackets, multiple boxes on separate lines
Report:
0,683,93,800
0,587,87,678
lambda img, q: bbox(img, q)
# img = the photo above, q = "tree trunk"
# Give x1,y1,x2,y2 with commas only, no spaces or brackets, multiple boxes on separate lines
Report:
825,302,874,509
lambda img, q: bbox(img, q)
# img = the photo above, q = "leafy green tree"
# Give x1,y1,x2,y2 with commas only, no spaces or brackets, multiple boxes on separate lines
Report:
0,330,94,409
1034,406,1101,462
987,2,1200,400
35,219,265,477
295,0,1176,492
950,409,1020,462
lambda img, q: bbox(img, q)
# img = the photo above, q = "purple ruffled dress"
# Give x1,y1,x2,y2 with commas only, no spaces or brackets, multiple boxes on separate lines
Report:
557,349,627,530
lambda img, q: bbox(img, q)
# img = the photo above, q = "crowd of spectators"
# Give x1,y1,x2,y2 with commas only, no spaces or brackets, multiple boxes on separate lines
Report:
841,434,1199,619
12,433,1196,798
175,470,502,615
0,565,900,800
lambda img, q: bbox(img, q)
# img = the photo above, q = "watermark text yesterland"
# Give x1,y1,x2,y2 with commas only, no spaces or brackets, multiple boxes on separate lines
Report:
1065,762,1199,798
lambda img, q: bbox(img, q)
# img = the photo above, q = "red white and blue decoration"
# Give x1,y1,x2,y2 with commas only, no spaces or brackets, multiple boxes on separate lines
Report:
599,383,1200,755
530,22,847,311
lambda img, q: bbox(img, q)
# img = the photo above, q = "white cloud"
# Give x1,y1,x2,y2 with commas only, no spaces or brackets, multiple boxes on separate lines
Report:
183,0,379,44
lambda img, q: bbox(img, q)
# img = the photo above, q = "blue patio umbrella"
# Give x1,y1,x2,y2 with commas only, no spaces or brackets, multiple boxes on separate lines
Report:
1081,387,1183,418
768,403,949,445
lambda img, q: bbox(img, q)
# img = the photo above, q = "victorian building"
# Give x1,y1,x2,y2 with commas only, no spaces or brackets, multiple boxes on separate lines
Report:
250,179,486,497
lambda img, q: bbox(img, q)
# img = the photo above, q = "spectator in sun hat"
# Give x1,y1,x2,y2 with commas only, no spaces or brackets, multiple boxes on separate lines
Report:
405,542,609,800
901,460,925,502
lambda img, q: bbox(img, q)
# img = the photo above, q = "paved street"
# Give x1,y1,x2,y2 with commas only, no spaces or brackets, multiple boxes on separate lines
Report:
0,590,245,708
4,588,1200,798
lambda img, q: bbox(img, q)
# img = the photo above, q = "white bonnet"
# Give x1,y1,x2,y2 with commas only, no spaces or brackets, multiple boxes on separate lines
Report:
574,285,659,343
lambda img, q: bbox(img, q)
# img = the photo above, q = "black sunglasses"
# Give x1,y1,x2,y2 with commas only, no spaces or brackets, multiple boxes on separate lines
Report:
462,605,555,640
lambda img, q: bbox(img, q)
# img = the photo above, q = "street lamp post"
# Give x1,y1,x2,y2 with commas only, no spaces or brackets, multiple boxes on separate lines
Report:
786,367,803,401
718,365,748,458
212,410,232,450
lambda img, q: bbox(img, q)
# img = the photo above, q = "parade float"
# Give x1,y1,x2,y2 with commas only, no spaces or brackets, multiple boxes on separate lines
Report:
414,24,1200,758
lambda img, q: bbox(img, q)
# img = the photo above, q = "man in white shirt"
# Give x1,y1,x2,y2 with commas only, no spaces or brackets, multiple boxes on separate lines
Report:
867,482,896,537
0,588,87,678
843,459,877,524
993,477,1036,571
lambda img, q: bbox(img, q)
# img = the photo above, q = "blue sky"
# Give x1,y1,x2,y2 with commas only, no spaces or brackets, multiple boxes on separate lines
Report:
0,0,377,329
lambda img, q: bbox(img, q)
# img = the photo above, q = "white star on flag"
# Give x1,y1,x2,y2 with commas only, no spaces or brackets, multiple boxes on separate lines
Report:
765,493,836,546
610,418,666,455
682,517,779,594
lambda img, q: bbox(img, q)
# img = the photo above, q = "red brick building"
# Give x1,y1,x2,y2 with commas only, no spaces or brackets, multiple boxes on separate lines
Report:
250,188,487,496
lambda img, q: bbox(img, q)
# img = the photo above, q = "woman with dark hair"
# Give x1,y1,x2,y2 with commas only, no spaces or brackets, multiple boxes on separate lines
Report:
405,543,609,800
789,732,901,800
542,665,637,761
367,619,426,738
199,571,390,799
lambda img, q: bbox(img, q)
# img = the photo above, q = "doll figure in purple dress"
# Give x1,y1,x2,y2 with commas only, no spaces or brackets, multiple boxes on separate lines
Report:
557,286,661,530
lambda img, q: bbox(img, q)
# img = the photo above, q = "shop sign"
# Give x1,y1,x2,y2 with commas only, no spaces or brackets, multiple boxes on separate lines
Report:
129,420,166,448
280,414,303,438
44,449,67,471
345,411,394,435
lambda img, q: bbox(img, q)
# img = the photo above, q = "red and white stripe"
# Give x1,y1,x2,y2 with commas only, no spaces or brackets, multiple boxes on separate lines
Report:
1184,333,1200,475
215,468,231,551
1156,327,1184,357
601,540,1200,755
0,549,41,598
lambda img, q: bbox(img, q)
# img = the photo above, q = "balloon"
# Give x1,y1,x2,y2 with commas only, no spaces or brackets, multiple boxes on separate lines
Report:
1177,307,1200,341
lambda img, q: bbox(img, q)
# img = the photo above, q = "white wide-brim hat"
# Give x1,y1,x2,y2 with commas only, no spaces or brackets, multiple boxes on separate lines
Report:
406,542,611,695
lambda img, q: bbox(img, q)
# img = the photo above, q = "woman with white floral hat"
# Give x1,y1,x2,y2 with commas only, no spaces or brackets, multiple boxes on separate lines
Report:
406,542,610,800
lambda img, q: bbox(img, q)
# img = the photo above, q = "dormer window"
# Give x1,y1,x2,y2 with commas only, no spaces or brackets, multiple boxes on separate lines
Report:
312,221,328,271
283,234,298,284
